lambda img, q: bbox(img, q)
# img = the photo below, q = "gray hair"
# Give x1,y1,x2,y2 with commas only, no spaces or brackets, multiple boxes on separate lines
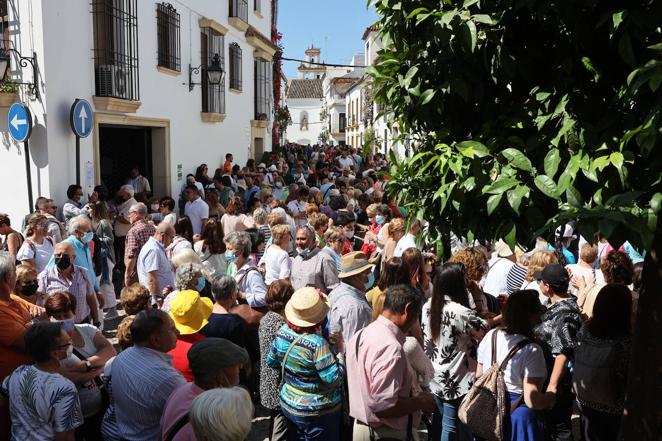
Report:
175,262,204,291
171,248,202,268
253,208,268,225
224,232,252,258
211,275,237,302
130,203,148,217
190,387,253,441
67,215,91,236
120,184,135,197
0,251,16,282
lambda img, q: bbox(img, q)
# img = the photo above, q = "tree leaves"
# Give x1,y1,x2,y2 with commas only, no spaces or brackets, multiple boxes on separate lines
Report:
461,20,477,53
487,194,502,215
534,175,558,198
501,148,532,171
457,140,490,158
544,149,561,178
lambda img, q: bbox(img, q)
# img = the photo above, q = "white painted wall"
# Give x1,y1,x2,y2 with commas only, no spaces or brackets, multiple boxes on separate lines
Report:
286,98,323,145
2,0,274,223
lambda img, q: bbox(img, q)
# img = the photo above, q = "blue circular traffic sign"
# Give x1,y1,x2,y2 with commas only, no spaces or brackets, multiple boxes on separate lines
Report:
70,99,93,138
7,103,32,142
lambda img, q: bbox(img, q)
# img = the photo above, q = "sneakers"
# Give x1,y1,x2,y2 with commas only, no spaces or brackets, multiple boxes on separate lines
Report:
104,307,119,320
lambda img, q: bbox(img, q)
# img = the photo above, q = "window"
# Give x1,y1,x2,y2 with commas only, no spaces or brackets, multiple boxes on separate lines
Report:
0,0,8,51
229,43,242,91
92,0,140,100
156,3,180,71
339,113,346,133
254,58,271,119
201,27,225,114
229,0,248,22
254,0,261,14
300,111,309,131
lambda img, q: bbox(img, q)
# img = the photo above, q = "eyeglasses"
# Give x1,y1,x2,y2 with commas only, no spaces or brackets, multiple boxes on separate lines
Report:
56,342,72,350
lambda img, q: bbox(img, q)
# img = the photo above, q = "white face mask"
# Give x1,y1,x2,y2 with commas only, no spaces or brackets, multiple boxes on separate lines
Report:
344,229,354,239
151,204,159,212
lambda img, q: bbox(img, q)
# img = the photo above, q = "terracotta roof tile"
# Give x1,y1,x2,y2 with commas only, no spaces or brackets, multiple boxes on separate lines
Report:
286,79,323,99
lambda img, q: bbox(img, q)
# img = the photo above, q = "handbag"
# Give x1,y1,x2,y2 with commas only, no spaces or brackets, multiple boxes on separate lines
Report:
72,347,110,408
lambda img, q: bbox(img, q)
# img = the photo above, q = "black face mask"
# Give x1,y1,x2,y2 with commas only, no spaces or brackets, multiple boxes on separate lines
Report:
55,256,72,271
20,281,39,296
114,196,124,205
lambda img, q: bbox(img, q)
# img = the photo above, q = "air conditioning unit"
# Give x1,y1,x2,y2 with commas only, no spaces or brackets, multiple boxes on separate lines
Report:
95,65,127,98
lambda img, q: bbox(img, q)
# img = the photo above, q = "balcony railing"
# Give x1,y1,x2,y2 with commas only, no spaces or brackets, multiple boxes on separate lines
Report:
229,0,248,22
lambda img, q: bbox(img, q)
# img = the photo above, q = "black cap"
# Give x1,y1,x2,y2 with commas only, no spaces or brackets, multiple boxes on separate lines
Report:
534,263,570,288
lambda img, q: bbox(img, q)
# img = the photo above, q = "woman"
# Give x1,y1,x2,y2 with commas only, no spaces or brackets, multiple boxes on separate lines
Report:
201,275,247,348
162,262,207,312
159,196,177,226
221,196,255,234
90,201,117,314
166,216,194,260
0,213,24,257
259,280,295,441
267,287,344,441
190,387,254,441
263,224,292,285
366,257,407,320
573,284,632,441
476,290,555,441
16,214,54,273
195,218,228,278
167,290,213,381
15,263,44,305
253,208,271,262
46,292,117,440
521,250,558,304
308,212,329,248
450,247,500,314
218,176,235,208
195,163,212,188
421,262,489,441
205,189,226,220
321,226,344,272
402,247,431,297
382,218,405,263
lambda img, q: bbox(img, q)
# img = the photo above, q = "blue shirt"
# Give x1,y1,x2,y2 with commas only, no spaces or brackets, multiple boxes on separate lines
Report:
547,244,576,265
110,346,186,441
45,236,99,290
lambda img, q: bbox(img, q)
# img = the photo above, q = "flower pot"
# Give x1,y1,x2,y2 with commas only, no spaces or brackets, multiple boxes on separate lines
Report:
0,92,17,108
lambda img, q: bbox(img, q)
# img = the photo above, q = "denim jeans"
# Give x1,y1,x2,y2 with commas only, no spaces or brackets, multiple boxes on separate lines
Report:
433,396,471,441
281,408,341,441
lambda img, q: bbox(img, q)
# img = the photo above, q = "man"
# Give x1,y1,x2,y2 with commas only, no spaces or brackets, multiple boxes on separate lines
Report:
20,196,46,234
347,284,435,440
60,184,96,225
335,211,357,255
393,220,421,257
160,338,249,441
482,239,517,298
124,203,156,287
1,322,83,440
549,224,577,265
534,263,583,441
337,148,355,171
287,187,310,227
291,225,339,293
39,242,100,326
223,153,234,174
127,166,151,202
0,251,44,380
111,309,185,440
113,185,138,266
37,198,65,243
184,183,209,236
137,223,175,306
327,251,374,347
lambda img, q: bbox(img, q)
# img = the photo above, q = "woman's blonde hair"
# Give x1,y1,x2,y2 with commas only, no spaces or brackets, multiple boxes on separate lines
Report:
271,224,290,244
16,263,37,281
525,249,558,282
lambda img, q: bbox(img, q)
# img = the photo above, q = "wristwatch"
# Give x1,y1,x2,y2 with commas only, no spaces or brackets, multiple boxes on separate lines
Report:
84,360,93,372
93,321,101,328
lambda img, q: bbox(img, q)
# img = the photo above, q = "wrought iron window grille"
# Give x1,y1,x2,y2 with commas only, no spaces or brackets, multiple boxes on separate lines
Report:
229,0,248,22
157,2,180,72
229,42,242,91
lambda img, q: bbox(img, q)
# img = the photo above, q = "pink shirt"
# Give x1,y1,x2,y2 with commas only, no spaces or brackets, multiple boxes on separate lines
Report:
160,382,204,441
347,315,413,430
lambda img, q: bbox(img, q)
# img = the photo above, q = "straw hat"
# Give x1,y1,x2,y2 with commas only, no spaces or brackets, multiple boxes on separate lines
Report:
338,251,374,279
169,290,213,335
285,287,329,328
494,239,514,258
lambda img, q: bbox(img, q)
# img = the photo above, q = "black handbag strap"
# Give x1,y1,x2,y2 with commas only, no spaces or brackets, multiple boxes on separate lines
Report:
164,413,190,441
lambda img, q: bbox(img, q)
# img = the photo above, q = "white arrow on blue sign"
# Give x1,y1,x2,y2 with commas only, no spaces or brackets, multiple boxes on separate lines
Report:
7,103,32,142
70,99,93,138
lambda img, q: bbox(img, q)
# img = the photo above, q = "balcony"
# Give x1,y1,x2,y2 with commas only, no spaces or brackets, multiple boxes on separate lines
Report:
229,0,249,31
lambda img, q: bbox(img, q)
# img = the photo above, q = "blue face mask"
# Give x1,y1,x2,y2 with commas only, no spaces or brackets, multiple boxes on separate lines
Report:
53,318,75,333
375,215,386,225
196,276,206,292
366,272,375,290
224,251,238,263
81,232,94,243
297,247,311,258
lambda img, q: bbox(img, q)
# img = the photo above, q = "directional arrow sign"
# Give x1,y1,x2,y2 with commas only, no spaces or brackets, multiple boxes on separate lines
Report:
7,103,32,142
70,99,93,138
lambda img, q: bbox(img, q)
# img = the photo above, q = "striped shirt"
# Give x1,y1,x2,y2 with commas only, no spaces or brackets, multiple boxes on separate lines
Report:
38,265,94,323
506,263,529,295
266,324,344,416
109,345,186,441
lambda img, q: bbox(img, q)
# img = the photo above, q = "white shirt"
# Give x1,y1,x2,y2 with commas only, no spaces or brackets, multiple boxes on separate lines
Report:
184,197,209,236
338,156,354,170
162,212,177,226
566,264,604,297
393,233,417,257
128,175,151,194
477,329,547,394
263,246,291,285
16,237,55,273
287,199,307,227
483,256,515,296
114,197,137,237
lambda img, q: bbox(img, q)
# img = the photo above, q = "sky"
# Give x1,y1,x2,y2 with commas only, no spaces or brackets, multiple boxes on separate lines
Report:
278,0,378,79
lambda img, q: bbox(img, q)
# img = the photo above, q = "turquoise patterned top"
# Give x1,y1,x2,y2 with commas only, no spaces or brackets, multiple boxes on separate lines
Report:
267,324,344,416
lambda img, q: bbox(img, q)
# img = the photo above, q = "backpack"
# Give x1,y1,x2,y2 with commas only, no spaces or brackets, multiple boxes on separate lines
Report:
458,330,531,441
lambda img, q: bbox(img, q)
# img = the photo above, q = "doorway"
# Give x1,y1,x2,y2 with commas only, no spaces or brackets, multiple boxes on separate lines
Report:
99,125,152,196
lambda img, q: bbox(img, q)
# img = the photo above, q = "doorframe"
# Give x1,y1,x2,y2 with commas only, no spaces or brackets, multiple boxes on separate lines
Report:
93,112,171,193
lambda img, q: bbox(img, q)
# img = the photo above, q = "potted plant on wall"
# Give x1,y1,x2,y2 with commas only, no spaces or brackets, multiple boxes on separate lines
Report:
0,78,18,108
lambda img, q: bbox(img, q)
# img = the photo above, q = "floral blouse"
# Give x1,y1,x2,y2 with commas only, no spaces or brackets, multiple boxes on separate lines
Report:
421,296,488,400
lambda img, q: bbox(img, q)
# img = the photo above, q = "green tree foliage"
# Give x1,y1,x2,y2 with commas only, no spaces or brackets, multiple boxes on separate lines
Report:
369,0,662,251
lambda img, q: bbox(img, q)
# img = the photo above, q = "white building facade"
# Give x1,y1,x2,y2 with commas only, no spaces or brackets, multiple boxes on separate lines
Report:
285,80,323,145
0,0,278,222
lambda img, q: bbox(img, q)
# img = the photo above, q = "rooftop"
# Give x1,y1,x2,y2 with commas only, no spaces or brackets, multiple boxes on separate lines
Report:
287,79,324,99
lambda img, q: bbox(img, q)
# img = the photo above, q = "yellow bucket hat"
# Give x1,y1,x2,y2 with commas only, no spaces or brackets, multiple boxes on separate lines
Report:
169,290,213,335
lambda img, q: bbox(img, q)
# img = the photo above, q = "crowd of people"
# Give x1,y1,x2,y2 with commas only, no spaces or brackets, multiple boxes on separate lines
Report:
0,143,645,441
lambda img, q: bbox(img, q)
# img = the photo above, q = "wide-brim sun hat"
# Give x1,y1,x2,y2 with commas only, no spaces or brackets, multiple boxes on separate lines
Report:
494,239,514,258
338,251,374,278
285,287,330,328
169,290,213,335
268,165,278,172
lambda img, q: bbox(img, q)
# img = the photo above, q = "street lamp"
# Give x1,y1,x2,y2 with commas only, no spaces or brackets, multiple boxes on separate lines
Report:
0,47,40,99
188,53,225,91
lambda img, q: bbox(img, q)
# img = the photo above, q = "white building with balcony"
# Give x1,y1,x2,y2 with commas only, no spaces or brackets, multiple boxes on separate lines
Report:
0,0,278,222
